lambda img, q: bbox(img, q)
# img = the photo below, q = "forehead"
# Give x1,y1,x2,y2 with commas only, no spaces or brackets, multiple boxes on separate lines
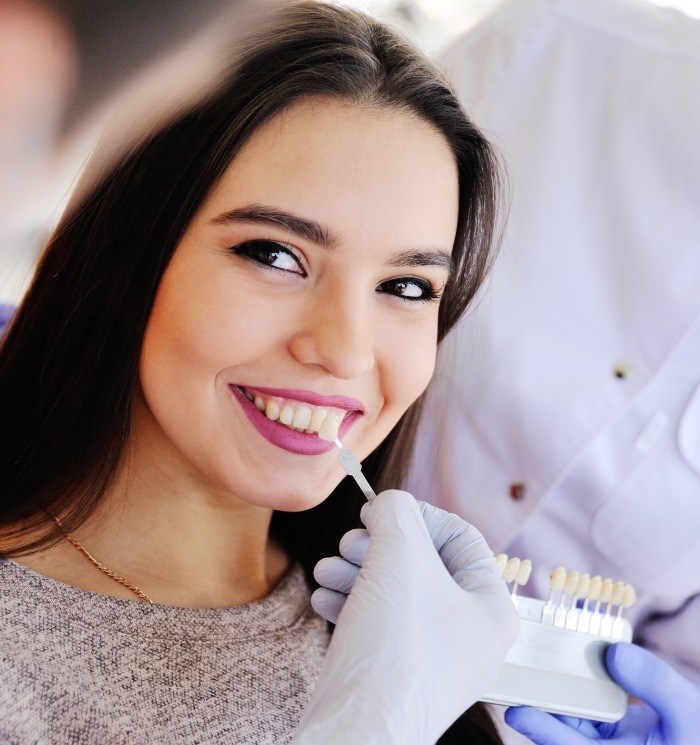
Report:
202,97,459,252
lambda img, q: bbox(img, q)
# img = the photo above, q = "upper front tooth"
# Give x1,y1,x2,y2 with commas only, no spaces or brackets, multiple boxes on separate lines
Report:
279,404,295,426
293,406,312,430
318,412,345,442
265,400,280,421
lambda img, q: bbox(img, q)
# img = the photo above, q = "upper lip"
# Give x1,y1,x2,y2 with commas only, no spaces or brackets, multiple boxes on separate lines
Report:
235,385,365,413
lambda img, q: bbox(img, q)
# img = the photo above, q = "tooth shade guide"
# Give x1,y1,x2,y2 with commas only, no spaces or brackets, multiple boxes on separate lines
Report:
307,407,327,434
509,559,532,609
565,573,590,630
563,570,580,597
333,439,377,503
600,581,626,638
495,553,508,574
550,566,567,592
542,566,567,625
611,585,637,640
318,412,344,442
515,559,532,586
554,570,578,628
589,578,613,636
503,557,521,584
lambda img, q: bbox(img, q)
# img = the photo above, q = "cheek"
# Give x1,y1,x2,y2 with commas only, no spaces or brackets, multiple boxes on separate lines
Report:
380,322,437,414
141,269,280,388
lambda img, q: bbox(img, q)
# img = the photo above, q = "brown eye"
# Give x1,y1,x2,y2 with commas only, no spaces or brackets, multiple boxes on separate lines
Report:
377,277,439,302
231,239,305,276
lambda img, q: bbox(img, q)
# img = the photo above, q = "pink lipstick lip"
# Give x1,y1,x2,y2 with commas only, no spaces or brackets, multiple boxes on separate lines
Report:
228,385,361,456
236,385,364,413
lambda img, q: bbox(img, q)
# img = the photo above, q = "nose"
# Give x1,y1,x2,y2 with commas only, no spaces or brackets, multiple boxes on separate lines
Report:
287,288,376,380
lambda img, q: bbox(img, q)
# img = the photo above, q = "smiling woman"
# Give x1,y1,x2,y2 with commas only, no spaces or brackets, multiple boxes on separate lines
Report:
0,2,503,743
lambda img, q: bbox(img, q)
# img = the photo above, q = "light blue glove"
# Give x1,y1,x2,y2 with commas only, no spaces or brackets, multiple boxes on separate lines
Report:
293,489,519,745
505,642,700,745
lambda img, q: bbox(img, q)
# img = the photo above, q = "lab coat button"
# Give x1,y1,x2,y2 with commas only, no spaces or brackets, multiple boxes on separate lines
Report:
613,362,632,379
509,481,526,500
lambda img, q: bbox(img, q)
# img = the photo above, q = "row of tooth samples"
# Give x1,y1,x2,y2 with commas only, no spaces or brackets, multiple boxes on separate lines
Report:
543,567,636,639
495,554,532,609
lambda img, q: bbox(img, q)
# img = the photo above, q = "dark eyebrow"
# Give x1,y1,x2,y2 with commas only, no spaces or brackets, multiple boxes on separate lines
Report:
213,203,453,273
212,204,339,249
387,249,454,274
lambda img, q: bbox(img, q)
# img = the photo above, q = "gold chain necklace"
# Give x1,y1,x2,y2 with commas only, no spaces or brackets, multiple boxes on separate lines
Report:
52,516,153,604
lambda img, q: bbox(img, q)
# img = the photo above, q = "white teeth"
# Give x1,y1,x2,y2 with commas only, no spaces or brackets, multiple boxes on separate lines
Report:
292,406,312,430
307,408,327,434
279,404,295,426
265,400,280,421
249,389,348,438
318,412,344,442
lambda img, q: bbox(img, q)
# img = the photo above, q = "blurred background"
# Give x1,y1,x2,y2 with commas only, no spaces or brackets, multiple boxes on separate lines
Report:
1,0,698,306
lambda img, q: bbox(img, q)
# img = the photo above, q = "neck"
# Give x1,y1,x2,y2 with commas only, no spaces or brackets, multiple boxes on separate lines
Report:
71,473,290,607
18,425,291,609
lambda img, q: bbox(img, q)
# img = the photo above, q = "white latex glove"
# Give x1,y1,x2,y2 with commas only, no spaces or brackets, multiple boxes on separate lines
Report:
292,489,520,745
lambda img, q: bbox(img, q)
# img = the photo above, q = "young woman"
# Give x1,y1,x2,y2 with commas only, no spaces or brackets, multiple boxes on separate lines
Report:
0,3,509,742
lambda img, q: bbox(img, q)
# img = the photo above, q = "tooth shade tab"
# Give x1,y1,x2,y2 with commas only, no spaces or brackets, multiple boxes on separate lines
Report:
503,558,521,584
610,581,626,607
550,567,567,592
318,413,345,442
599,579,613,603
621,584,637,609
495,554,508,573
563,571,580,596
588,575,603,601
307,408,327,434
515,559,532,586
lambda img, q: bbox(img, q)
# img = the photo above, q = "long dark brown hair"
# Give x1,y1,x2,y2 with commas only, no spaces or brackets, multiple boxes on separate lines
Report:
0,2,503,741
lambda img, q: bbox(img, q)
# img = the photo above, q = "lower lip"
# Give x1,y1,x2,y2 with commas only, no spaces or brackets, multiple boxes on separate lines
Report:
228,385,361,456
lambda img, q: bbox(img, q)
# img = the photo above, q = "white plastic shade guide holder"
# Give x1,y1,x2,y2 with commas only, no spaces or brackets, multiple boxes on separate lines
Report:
482,557,636,722
333,438,377,502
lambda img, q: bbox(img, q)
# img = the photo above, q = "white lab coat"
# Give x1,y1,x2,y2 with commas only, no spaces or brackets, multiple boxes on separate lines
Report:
408,0,700,704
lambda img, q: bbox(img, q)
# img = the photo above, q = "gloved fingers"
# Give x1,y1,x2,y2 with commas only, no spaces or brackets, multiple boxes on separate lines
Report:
504,707,592,744
417,501,496,577
605,643,700,733
310,587,347,624
361,491,509,598
313,556,360,594
360,490,435,553
338,528,370,566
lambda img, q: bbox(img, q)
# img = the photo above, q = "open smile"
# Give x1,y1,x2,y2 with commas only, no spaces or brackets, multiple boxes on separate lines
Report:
228,385,363,455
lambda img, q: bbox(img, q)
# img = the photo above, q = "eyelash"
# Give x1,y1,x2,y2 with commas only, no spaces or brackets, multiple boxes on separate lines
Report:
230,239,441,303
231,239,306,276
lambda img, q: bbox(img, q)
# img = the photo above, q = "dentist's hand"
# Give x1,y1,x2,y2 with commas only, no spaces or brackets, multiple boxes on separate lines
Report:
505,642,700,745
293,489,519,745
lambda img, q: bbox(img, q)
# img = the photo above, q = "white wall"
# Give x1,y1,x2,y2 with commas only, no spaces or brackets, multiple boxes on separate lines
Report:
1,0,697,305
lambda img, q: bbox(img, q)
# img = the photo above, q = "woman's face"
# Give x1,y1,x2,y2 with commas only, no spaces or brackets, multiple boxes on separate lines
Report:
138,97,459,510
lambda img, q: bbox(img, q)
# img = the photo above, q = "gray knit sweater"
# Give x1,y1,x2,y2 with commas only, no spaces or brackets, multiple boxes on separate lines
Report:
0,559,329,744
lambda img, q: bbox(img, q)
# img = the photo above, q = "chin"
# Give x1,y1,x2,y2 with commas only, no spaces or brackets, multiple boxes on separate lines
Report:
266,478,341,513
